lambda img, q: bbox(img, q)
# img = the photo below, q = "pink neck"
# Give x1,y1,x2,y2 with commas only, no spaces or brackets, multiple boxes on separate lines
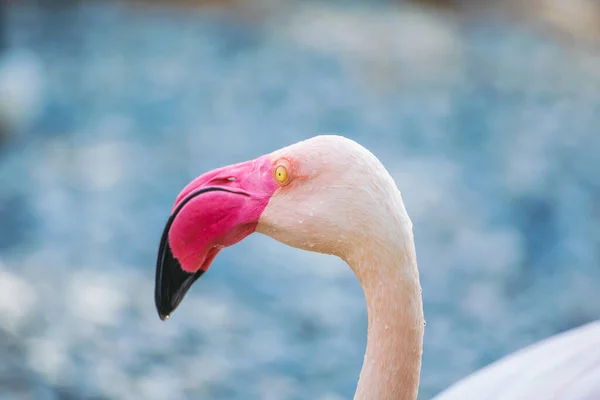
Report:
348,231,424,400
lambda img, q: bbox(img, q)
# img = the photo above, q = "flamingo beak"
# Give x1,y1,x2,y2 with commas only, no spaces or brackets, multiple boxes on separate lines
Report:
154,156,278,321
154,188,228,321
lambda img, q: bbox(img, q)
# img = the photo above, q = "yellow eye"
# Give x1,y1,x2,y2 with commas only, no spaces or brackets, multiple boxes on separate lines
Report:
274,165,289,184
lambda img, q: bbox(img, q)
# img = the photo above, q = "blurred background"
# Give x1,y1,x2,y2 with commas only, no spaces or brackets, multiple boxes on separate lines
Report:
1,0,599,399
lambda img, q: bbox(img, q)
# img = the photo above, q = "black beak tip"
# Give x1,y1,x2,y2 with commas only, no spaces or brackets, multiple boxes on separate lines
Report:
154,213,185,321
154,288,174,322
155,215,207,322
155,289,173,320
158,311,170,321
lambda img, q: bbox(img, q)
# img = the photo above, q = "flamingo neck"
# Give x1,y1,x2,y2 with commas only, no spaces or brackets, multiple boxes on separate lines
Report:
347,221,424,400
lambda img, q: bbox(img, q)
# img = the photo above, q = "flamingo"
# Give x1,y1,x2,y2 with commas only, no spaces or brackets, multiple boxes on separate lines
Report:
154,135,600,399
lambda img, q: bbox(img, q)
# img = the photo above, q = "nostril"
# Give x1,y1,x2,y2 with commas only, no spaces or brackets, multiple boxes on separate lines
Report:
209,176,237,185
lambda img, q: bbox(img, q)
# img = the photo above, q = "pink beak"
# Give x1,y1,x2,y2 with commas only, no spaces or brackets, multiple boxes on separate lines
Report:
154,155,278,320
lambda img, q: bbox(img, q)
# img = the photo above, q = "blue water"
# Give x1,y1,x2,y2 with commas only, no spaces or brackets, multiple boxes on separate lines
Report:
1,2,599,399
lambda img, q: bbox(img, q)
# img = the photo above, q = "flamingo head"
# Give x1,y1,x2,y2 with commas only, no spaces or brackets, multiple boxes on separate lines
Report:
155,135,404,320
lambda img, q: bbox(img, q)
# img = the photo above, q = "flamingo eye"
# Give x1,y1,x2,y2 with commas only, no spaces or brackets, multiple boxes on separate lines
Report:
273,158,293,186
274,165,288,184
